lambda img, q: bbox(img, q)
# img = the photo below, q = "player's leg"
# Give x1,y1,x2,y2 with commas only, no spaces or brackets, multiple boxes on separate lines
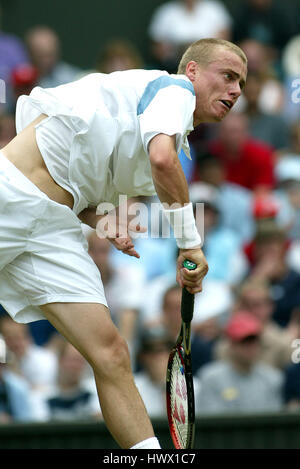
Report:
0,165,159,448
40,301,157,449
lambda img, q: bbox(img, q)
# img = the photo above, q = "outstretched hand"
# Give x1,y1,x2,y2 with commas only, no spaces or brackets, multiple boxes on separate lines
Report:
106,224,147,258
95,207,147,259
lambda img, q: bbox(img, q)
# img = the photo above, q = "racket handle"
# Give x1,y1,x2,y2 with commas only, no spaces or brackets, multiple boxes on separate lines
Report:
181,288,195,322
181,259,196,323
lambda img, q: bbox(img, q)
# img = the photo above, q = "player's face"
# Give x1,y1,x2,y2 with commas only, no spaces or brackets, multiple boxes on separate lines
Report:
189,49,247,125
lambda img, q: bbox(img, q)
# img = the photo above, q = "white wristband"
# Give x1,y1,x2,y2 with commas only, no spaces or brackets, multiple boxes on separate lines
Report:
162,202,201,249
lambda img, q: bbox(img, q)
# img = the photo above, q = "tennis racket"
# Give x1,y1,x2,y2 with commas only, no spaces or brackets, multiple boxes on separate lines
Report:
166,259,196,449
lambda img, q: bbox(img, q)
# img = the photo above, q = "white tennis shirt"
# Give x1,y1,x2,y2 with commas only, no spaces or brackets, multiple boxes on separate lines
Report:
16,70,196,214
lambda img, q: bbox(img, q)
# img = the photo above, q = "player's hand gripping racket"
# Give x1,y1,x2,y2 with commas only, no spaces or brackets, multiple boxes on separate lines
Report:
166,259,196,449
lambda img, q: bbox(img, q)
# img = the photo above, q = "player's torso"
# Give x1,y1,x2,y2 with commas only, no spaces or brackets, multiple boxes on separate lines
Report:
64,70,171,207
13,69,194,212
1,114,75,209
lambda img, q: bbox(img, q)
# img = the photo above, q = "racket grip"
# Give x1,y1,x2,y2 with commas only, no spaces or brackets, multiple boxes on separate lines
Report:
181,288,195,323
181,259,196,323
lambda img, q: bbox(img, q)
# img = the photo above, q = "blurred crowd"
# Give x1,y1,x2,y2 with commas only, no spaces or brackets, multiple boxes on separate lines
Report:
1,0,300,424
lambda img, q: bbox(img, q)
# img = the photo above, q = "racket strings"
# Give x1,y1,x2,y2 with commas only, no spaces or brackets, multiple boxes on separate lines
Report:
169,349,189,448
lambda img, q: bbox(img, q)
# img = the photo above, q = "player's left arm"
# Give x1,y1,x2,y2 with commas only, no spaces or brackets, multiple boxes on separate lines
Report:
78,205,146,259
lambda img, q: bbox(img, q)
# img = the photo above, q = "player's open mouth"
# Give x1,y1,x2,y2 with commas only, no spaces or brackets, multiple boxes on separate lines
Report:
219,100,232,110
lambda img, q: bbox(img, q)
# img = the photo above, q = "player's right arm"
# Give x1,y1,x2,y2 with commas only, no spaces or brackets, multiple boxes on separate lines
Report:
149,133,208,293
149,134,189,206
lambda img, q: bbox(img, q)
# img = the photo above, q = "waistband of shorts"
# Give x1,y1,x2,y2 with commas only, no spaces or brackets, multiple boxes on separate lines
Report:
0,151,48,199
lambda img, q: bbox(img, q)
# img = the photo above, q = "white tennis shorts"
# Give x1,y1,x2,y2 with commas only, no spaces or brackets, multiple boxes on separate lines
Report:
0,152,107,324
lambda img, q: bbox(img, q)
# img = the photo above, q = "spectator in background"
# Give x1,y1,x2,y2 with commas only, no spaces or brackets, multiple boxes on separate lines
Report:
248,179,300,271
280,122,300,161
275,149,300,242
0,113,16,149
191,153,255,244
245,221,300,328
0,315,57,391
134,327,173,418
25,26,81,89
38,341,100,422
215,279,297,370
196,311,283,416
208,112,275,193
96,39,144,74
0,363,35,422
232,0,294,56
189,182,247,285
148,0,232,73
238,38,284,115
243,71,289,151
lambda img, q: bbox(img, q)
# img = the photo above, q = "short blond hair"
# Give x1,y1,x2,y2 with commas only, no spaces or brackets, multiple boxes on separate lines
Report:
177,38,247,75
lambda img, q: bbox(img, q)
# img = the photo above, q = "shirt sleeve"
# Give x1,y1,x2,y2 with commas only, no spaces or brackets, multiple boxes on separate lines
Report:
138,76,195,156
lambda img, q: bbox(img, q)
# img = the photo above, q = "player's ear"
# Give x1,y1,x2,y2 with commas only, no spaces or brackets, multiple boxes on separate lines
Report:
185,61,198,82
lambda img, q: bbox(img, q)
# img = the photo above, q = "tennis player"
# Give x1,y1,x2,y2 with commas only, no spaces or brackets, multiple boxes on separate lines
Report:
0,38,247,449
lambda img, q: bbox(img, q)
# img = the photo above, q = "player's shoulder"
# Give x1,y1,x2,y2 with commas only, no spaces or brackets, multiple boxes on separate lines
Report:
143,72,195,98
137,70,194,105
107,68,169,86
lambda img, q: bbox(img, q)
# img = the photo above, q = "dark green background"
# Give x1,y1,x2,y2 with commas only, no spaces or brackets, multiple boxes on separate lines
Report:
0,413,300,449
1,0,299,70
1,0,168,69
